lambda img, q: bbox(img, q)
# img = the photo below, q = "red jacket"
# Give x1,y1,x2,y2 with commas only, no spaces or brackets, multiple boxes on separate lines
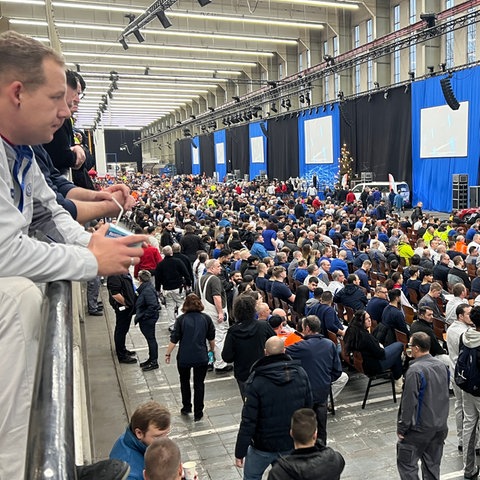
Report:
134,246,162,278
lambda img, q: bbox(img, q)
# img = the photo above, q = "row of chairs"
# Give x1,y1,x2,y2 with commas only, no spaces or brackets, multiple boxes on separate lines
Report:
327,330,397,409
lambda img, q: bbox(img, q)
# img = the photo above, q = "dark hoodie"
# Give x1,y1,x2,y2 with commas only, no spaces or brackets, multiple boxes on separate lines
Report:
235,354,313,458
268,441,345,480
222,320,275,381
334,283,368,311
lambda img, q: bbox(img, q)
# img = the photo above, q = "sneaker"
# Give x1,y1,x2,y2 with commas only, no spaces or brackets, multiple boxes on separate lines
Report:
76,459,130,480
139,359,151,368
394,378,403,394
88,310,103,316
118,356,137,364
181,407,192,416
142,362,159,371
125,350,136,356
194,413,204,422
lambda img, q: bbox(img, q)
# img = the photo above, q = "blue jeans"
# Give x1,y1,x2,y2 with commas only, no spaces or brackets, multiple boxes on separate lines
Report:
378,341,404,379
243,446,290,480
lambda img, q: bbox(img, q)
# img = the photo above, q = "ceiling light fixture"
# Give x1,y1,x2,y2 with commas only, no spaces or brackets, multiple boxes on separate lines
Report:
156,10,172,29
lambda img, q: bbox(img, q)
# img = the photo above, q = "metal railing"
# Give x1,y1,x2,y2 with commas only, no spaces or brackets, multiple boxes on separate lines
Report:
26,281,76,479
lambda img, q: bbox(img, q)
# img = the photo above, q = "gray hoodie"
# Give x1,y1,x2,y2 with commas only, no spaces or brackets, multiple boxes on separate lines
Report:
463,328,480,349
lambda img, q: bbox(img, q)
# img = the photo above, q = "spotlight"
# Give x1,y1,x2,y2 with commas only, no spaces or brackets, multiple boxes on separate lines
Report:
107,90,113,99
119,37,129,50
427,65,435,75
124,13,135,23
408,71,415,81
305,93,311,106
133,29,145,43
299,94,305,104
190,115,196,119
420,12,436,29
208,106,215,112
322,105,326,112
176,120,182,125
232,96,241,103
267,81,277,88
384,90,389,100
373,81,380,89
201,125,207,132
112,80,118,90
285,99,291,109
330,103,335,111
75,63,81,72
439,62,447,72
197,0,211,5
156,10,172,29
271,102,278,113
337,91,344,101
222,118,228,126
368,94,372,102
183,127,191,137
309,108,314,115
144,66,150,75
323,54,334,66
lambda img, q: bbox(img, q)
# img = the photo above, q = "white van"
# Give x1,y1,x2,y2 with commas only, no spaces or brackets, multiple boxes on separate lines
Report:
352,181,411,206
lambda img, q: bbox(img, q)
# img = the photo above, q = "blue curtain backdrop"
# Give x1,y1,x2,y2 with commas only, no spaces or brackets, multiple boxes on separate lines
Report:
411,67,480,211
249,121,268,179
191,136,200,175
213,130,227,181
298,107,340,189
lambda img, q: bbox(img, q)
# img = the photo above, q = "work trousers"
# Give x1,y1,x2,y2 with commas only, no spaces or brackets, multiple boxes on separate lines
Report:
178,364,208,417
397,428,448,480
114,307,134,359
0,277,43,480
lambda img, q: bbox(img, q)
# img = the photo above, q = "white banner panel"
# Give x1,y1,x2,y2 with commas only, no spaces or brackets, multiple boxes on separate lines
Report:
216,142,225,165
420,101,469,158
250,136,264,164
304,116,334,164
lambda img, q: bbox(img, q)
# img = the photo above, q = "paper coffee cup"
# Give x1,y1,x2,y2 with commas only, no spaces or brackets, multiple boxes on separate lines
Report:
182,461,196,480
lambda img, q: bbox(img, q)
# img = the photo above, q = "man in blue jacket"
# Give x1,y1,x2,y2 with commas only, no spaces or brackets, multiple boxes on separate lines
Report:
286,315,347,445
250,233,269,260
110,401,171,480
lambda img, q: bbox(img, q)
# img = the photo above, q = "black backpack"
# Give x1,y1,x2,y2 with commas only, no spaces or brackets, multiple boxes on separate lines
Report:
454,334,480,396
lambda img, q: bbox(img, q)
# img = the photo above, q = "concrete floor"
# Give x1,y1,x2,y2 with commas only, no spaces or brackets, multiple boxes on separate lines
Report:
85,289,466,480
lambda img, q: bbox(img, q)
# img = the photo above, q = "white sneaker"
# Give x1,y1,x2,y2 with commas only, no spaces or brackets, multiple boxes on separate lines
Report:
394,378,403,394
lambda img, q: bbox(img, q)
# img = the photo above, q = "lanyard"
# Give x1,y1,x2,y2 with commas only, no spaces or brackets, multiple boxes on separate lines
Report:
12,145,33,212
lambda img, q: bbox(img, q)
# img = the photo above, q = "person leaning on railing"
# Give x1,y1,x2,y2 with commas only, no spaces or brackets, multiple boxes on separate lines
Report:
0,31,148,480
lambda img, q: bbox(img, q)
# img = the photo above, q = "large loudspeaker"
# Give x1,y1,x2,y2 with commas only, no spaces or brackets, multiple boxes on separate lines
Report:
470,186,480,208
440,77,460,110
453,173,468,210
260,122,268,138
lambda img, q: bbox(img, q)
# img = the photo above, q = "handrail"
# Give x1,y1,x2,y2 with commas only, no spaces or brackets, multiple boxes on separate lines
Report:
25,281,76,479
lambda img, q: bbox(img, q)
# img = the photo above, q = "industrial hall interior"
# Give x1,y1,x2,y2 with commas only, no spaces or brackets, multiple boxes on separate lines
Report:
3,0,480,479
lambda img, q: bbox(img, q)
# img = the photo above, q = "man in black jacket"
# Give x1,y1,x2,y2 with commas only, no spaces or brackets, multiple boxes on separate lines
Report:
333,274,368,311
267,408,345,480
234,337,312,480
155,245,191,331
107,272,137,364
410,306,453,385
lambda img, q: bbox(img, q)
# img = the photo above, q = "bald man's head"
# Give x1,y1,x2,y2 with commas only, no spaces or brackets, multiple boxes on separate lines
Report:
265,336,285,356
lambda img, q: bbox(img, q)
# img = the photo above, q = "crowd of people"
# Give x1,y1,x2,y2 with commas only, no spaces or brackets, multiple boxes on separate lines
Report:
3,29,480,480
